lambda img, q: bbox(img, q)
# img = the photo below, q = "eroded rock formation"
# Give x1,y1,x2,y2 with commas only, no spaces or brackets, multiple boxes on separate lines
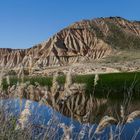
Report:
0,17,140,71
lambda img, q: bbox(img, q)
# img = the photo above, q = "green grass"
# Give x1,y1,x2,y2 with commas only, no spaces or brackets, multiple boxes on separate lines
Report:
2,72,140,99
73,72,140,98
95,72,140,98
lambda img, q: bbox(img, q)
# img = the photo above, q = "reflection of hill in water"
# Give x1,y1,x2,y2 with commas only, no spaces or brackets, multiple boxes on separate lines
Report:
2,98,139,124
3,82,140,124
98,99,140,123
1,98,140,140
1,70,140,124
59,95,140,124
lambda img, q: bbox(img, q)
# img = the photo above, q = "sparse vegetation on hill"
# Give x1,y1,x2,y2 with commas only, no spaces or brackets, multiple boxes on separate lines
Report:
106,22,140,49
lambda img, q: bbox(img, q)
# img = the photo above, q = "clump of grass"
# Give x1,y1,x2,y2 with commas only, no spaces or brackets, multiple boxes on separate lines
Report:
59,123,74,140
126,111,140,123
64,69,73,89
0,108,32,140
94,116,117,134
51,72,59,95
94,74,99,87
1,72,140,99
16,100,32,130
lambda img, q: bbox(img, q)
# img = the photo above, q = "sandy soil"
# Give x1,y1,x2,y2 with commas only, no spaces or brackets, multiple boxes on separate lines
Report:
32,50,140,76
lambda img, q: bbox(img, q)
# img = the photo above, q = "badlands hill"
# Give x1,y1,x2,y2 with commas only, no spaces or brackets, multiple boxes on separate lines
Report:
0,17,140,75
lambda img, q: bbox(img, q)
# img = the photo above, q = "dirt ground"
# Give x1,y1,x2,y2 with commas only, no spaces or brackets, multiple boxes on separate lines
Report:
32,50,140,76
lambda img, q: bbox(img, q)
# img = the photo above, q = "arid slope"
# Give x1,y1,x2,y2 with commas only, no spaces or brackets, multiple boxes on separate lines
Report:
0,17,140,74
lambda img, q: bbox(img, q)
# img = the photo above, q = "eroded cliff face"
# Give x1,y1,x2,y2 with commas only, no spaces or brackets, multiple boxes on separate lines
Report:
0,17,140,71
0,48,25,68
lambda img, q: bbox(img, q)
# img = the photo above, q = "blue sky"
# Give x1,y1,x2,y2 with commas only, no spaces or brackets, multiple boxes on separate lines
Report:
0,0,139,49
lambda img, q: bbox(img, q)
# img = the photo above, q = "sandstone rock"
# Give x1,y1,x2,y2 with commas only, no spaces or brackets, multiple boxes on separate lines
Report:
0,17,140,72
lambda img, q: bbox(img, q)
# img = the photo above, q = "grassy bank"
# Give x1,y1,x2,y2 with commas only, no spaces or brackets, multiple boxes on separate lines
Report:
2,72,140,99
73,72,140,98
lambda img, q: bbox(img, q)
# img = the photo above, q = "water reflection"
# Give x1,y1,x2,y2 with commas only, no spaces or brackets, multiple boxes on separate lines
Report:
91,98,140,123
0,98,140,140
58,95,140,124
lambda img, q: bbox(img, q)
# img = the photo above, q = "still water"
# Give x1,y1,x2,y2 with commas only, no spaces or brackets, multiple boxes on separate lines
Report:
0,98,140,140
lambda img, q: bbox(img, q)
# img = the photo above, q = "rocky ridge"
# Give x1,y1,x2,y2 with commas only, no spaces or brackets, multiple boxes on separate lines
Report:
0,17,140,74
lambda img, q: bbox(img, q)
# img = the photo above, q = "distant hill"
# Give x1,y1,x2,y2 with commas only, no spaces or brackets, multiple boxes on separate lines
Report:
0,17,140,74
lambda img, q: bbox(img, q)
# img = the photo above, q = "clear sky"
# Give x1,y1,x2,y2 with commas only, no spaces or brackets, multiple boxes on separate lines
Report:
0,0,139,49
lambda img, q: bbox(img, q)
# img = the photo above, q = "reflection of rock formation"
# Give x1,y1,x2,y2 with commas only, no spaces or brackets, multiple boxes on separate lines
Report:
105,100,140,122
2,82,140,124
58,94,108,123
1,68,140,124
3,82,108,123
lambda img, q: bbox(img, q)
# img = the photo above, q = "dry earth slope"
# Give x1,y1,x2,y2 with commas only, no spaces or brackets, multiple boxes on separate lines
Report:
0,17,140,74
